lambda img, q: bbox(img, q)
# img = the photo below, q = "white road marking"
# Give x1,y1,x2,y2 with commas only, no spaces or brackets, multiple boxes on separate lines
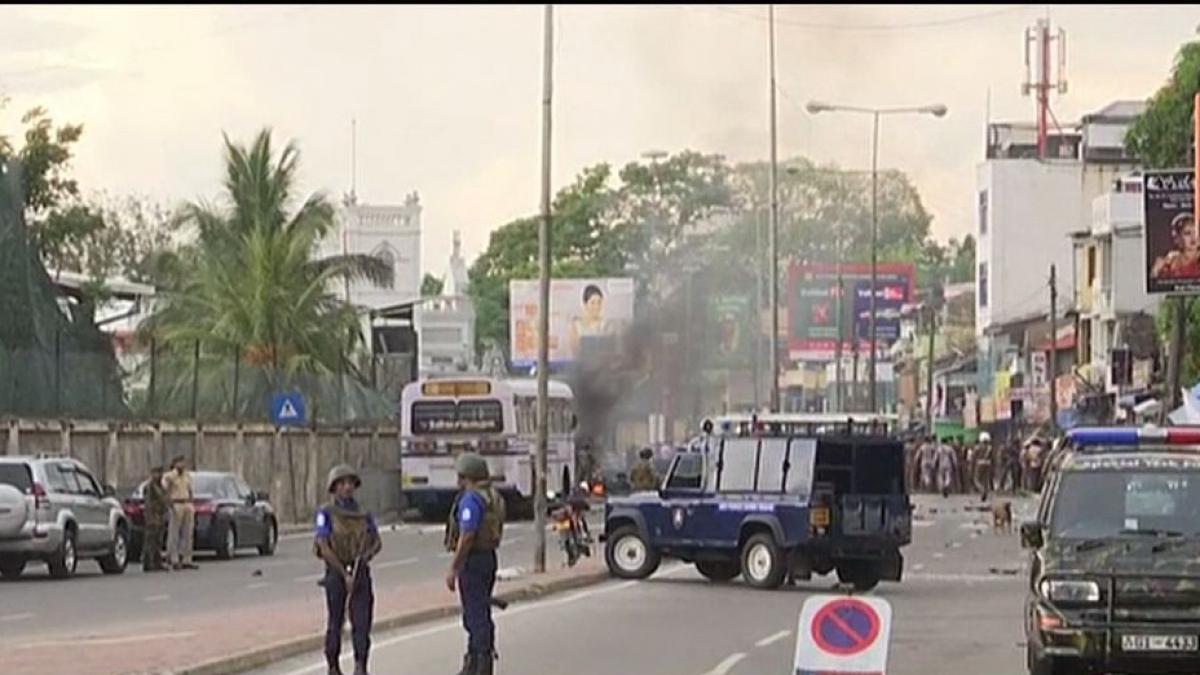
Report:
143,594,170,602
754,630,790,648
702,652,747,675
281,564,690,675
0,612,34,622
247,582,270,589
15,630,196,649
373,557,419,570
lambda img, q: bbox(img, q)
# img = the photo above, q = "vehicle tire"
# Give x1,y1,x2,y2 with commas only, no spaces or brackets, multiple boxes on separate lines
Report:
214,520,237,560
605,525,660,579
98,525,129,575
0,559,26,579
836,561,881,592
741,533,786,589
695,559,741,582
257,519,277,556
48,527,78,579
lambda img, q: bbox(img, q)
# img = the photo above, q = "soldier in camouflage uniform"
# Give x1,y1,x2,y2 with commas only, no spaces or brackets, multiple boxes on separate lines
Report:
444,452,505,675
142,465,170,572
314,465,382,675
629,447,659,491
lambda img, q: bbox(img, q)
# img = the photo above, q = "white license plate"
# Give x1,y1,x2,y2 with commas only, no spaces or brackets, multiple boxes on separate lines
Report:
1121,634,1199,652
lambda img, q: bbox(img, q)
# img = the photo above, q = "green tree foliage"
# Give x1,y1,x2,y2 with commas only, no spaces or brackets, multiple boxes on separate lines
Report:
1125,41,1200,169
148,129,391,377
421,273,445,297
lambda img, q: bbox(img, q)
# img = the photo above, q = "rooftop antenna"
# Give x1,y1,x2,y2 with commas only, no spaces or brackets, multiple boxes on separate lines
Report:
1022,18,1067,159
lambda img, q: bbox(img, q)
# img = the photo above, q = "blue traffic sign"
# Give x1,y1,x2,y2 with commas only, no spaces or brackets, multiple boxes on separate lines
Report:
269,391,306,427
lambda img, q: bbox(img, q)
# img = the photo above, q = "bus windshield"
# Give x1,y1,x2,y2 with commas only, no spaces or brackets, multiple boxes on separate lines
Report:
411,399,503,434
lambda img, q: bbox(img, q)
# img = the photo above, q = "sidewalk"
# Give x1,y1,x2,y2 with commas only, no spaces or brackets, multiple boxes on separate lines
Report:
3,560,608,675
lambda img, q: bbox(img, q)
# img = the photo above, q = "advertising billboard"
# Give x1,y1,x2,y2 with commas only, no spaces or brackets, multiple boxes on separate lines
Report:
709,294,753,368
509,278,634,367
1144,170,1198,294
787,262,914,361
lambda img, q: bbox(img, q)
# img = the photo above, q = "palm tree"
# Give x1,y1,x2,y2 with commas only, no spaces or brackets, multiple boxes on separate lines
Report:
145,130,392,419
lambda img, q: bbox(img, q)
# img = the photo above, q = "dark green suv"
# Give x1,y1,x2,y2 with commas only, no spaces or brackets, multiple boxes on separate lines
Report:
1022,427,1200,674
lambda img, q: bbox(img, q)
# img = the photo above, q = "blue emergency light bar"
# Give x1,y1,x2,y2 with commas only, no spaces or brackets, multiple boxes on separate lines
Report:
1067,427,1200,447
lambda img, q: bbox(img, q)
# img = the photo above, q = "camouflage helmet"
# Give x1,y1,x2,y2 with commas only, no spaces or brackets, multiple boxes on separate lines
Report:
455,452,489,481
327,464,362,493
639,447,653,460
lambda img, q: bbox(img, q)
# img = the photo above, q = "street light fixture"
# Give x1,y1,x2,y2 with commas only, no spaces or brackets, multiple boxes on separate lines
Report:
805,99,947,413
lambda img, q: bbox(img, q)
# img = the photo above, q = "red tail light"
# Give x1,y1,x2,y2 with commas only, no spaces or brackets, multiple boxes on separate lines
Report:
123,500,144,519
30,482,49,509
194,499,216,515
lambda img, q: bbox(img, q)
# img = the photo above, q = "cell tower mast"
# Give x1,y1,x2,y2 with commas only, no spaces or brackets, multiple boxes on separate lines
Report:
1022,18,1067,159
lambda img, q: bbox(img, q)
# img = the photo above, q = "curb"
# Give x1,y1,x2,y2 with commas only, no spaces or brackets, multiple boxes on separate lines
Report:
173,568,610,675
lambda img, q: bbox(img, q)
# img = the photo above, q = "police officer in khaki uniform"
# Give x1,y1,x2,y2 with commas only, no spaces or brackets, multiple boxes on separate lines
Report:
444,452,505,675
629,447,659,491
315,465,382,675
162,455,198,570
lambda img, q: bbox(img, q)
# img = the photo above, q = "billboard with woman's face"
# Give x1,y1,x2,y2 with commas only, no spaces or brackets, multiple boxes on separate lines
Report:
1145,170,1198,294
509,278,635,367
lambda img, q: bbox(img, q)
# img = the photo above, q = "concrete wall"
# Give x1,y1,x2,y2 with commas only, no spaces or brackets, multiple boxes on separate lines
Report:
1,419,401,523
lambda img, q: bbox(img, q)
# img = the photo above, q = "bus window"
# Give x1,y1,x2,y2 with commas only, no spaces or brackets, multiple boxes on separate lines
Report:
458,400,503,432
411,400,503,434
411,401,457,434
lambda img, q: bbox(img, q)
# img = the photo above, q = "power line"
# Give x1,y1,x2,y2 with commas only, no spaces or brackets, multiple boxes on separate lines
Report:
693,4,1036,32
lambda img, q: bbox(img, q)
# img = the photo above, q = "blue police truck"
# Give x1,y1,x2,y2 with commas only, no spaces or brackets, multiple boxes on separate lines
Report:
602,413,912,591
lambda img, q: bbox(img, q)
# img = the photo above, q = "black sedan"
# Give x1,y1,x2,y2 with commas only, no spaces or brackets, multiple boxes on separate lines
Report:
123,471,278,561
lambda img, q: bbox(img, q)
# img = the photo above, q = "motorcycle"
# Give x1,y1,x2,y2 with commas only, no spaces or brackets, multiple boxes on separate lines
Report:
552,505,591,567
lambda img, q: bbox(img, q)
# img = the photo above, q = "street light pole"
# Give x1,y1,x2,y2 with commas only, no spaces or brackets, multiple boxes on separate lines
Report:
869,110,880,413
804,100,947,414
534,3,553,575
767,4,780,413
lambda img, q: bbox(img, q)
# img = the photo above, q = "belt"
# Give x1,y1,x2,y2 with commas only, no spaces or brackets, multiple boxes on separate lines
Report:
172,499,192,504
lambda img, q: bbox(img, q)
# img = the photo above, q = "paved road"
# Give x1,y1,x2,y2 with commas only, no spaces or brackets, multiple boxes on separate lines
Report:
0,514,595,645
252,494,1036,675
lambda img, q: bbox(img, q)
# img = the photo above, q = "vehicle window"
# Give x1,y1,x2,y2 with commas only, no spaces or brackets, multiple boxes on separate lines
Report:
0,464,33,493
784,439,817,496
666,454,704,491
411,400,504,434
235,477,253,499
1050,470,1200,538
757,439,789,493
73,467,102,496
458,400,504,432
43,463,76,494
193,475,222,498
718,439,758,492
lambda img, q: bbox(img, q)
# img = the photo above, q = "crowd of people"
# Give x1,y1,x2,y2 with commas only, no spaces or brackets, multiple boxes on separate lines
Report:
905,433,1052,498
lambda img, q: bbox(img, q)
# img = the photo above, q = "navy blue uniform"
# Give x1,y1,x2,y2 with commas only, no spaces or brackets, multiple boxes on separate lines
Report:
456,491,497,656
315,500,378,667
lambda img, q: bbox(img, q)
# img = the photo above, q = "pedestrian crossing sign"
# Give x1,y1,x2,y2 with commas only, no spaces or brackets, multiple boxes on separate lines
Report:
269,391,306,427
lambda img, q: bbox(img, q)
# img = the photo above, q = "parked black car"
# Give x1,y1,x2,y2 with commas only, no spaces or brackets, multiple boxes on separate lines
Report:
123,471,277,561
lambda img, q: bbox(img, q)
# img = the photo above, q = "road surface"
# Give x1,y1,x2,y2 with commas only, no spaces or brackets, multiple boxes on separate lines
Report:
252,494,1035,675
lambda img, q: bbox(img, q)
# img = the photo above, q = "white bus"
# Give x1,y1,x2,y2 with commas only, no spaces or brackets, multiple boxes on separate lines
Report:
399,377,576,518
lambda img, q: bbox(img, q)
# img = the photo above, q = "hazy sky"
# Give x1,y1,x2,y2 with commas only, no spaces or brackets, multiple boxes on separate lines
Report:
1,4,1197,276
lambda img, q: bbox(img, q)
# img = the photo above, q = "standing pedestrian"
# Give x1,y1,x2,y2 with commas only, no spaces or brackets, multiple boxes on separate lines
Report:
973,432,994,500
314,464,381,675
142,465,170,572
919,436,938,493
935,437,957,498
162,455,198,571
445,452,505,675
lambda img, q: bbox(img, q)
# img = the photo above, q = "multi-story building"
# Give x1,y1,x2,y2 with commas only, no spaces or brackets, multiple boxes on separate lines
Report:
1072,173,1161,395
416,231,476,376
318,192,423,354
975,100,1144,406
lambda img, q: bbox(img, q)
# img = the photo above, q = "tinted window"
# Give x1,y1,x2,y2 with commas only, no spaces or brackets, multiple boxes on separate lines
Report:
718,439,758,492
666,454,704,491
0,464,32,493
44,464,76,493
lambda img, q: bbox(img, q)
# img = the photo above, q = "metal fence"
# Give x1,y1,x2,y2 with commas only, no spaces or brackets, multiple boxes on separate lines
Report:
0,332,413,425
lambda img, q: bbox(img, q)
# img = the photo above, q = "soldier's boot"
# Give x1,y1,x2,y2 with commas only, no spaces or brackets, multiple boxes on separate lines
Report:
352,660,369,675
326,661,344,675
477,651,495,675
454,652,477,675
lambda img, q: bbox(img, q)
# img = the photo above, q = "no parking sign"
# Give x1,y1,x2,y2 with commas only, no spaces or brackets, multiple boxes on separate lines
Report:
793,594,892,674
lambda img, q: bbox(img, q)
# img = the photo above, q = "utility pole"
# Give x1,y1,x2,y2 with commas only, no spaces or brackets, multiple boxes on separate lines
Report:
753,207,764,411
533,3,553,575
924,305,936,433
767,4,780,413
834,215,844,412
1048,264,1058,429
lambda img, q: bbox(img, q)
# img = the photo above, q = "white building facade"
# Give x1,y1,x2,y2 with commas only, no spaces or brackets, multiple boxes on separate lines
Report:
416,231,476,376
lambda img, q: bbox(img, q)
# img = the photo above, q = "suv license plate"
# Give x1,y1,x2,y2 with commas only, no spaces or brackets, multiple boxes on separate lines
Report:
1121,634,1199,652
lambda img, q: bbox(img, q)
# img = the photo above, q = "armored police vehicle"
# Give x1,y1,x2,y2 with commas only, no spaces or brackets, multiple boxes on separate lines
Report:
602,413,912,591
1023,426,1200,675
